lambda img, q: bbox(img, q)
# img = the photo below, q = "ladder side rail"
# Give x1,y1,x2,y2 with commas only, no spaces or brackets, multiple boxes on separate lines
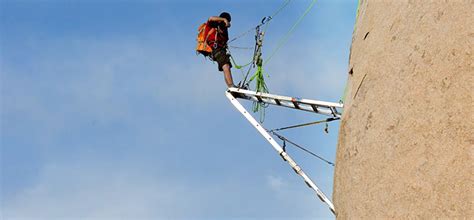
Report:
297,98,344,109
236,95,302,110
228,88,343,109
230,92,337,116
225,91,336,215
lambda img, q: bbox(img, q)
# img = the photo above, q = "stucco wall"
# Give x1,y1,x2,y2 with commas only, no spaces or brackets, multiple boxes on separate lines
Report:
333,0,473,218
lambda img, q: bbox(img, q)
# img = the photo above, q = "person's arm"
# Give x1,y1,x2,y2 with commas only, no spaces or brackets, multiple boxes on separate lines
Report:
208,16,230,27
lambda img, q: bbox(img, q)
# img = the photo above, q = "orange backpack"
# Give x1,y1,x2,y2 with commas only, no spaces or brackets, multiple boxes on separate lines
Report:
196,22,217,57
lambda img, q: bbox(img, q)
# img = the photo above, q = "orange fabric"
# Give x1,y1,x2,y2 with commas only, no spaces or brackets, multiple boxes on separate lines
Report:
196,23,213,56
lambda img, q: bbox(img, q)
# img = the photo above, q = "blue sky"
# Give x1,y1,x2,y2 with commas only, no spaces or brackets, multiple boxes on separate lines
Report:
1,0,357,219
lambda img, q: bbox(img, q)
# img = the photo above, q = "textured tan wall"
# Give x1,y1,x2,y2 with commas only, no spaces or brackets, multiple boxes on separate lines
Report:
333,0,473,218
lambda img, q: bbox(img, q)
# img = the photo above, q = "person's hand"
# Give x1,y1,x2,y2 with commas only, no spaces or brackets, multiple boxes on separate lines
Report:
223,18,230,27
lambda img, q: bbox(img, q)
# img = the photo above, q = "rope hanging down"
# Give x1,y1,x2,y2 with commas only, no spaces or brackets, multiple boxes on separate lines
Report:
230,0,319,73
248,24,270,122
241,21,268,87
229,0,319,123
229,16,272,87
230,17,272,123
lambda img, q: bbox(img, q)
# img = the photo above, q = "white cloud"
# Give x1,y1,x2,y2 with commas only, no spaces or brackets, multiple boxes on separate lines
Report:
1,34,230,143
3,163,180,219
3,162,336,220
266,175,286,192
1,3,351,218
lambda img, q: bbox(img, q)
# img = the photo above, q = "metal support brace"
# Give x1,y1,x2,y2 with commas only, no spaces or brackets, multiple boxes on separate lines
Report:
225,90,336,215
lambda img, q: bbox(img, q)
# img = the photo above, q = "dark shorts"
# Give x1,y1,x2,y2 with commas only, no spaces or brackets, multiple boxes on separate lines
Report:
212,48,232,71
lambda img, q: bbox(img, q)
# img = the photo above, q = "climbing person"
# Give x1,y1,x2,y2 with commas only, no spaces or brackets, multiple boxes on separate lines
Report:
207,12,235,88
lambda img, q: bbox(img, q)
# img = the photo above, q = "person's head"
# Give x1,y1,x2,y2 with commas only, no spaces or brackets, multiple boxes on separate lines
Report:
219,12,231,22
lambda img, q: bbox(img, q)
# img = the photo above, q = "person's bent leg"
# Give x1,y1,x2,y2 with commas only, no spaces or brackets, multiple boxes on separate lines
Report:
222,64,234,88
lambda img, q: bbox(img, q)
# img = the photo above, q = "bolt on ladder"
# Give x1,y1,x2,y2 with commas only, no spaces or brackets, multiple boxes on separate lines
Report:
226,88,343,215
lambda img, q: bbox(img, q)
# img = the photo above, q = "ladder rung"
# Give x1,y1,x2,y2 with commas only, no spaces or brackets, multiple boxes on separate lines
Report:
291,98,301,109
275,99,281,105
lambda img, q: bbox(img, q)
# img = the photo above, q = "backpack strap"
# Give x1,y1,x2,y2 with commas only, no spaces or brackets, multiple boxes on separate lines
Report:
213,26,219,49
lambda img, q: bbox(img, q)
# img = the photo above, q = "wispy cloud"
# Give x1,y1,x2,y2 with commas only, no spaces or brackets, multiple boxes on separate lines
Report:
4,160,334,219
4,162,206,219
266,175,287,192
1,1,355,219
2,34,335,219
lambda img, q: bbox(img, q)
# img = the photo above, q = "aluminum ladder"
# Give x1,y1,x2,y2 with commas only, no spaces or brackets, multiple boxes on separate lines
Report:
226,87,343,215
227,87,343,117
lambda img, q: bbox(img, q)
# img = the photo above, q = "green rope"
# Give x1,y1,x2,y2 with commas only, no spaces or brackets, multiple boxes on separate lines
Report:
248,65,269,93
264,0,318,66
340,79,349,104
246,0,319,122
228,0,318,122
230,55,252,70
270,0,292,19
340,0,361,104
355,0,361,21
248,26,270,122
249,65,269,122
